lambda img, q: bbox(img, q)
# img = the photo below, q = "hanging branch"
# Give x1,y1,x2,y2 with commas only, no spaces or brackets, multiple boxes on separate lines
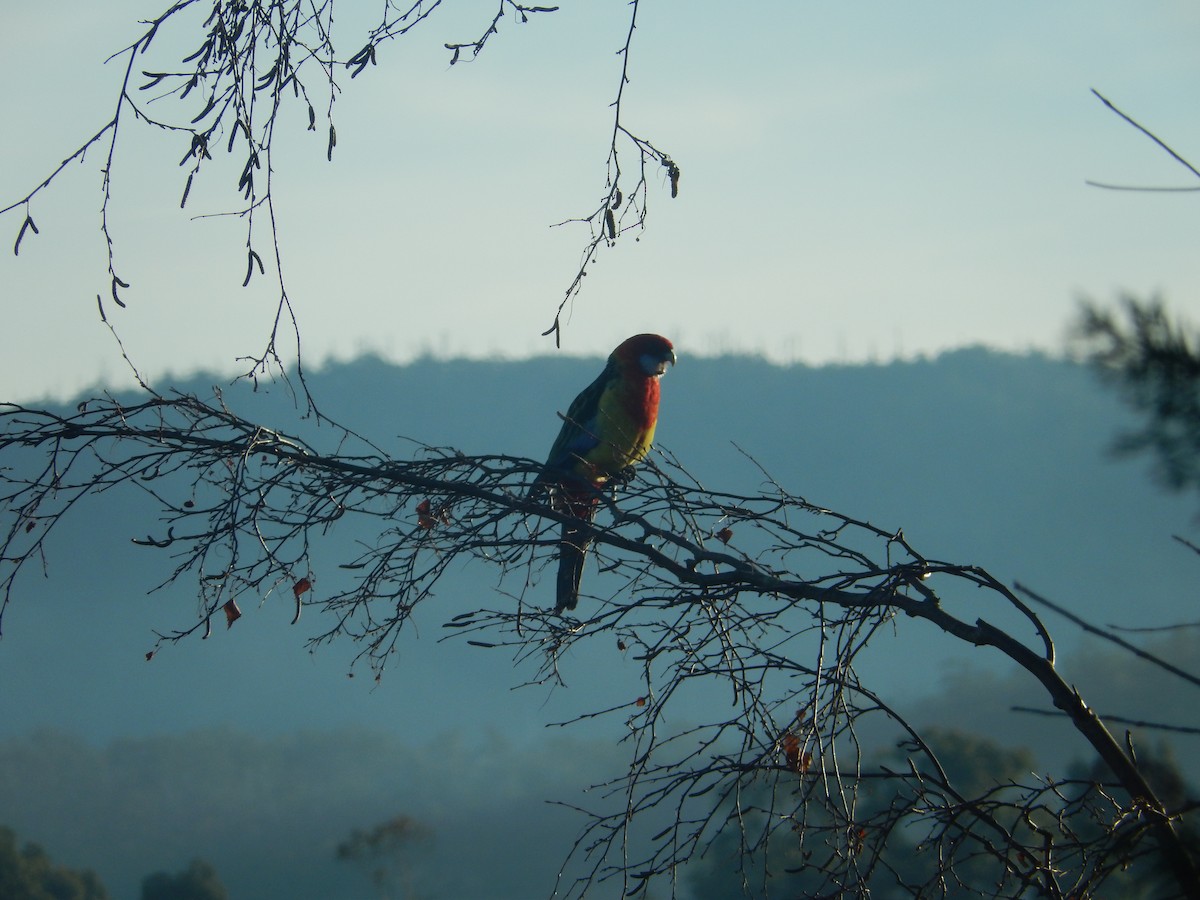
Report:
2,1,673,375
543,0,680,346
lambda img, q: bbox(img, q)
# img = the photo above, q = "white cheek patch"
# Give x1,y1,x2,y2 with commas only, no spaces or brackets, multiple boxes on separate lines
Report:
640,354,669,377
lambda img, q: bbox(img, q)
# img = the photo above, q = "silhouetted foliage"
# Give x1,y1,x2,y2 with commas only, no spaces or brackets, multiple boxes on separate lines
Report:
1064,743,1200,900
336,815,433,900
686,728,1041,899
140,859,227,900
0,826,109,900
1075,296,1200,497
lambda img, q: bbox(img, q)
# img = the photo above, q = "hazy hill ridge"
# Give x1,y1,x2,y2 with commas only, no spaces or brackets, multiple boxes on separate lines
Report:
4,348,1193,736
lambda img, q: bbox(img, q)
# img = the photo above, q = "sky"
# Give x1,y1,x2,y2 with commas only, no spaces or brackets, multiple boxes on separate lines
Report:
1,1,1199,401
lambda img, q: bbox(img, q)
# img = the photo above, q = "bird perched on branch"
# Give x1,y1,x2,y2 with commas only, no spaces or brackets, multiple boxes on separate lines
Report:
532,333,676,613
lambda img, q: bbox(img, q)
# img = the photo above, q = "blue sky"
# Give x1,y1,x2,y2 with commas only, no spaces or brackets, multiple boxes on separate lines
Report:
2,1,1199,400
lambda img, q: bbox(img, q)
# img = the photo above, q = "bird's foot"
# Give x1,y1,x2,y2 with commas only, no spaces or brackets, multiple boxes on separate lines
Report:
609,466,637,488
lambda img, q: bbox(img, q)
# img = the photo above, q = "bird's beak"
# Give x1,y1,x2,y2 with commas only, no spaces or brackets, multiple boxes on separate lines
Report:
651,350,675,376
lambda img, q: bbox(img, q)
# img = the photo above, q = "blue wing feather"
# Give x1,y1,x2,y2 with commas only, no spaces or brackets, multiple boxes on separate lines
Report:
543,362,613,473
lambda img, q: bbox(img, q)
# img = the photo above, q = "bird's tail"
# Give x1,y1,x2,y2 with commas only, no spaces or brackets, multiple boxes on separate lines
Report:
555,519,592,613
552,487,600,613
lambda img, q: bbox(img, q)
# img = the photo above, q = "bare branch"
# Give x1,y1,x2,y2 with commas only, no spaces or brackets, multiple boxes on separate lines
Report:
2,390,1197,897
3,1,673,374
543,0,680,346
1015,581,1200,691
443,1,559,65
1014,706,1200,737
1088,89,1200,190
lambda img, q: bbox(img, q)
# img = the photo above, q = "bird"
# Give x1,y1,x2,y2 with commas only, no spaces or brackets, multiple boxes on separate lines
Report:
531,333,676,613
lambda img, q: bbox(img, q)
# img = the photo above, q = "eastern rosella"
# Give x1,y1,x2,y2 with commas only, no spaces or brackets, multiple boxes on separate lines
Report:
533,334,676,612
